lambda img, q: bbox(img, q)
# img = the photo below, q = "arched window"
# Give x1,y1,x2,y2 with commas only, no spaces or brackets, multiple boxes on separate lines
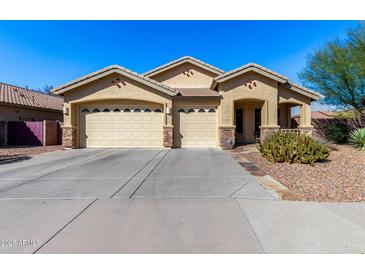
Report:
177,109,185,113
133,108,141,112
92,108,100,112
198,109,205,112
144,108,151,112
103,108,110,112
187,109,195,113
154,108,162,112
81,108,90,112
208,109,216,113
123,108,131,112
113,108,121,112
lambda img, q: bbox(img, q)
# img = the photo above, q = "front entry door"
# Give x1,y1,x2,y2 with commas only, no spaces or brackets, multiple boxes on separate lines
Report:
254,108,261,138
235,109,244,144
236,109,243,134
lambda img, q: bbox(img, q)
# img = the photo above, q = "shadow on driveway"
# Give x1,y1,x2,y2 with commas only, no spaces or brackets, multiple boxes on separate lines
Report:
0,155,32,165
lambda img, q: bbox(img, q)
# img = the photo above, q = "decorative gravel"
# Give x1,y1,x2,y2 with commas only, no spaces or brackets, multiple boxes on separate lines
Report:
233,145,365,202
0,145,64,164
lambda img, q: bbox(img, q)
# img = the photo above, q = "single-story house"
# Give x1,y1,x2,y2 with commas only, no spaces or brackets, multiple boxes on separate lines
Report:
292,110,336,124
0,82,64,145
52,56,323,149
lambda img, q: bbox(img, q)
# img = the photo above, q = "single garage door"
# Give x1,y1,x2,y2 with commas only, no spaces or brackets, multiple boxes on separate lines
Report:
176,107,217,147
80,106,163,147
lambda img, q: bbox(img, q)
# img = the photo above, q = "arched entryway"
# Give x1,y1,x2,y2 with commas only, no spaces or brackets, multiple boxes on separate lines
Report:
234,99,265,144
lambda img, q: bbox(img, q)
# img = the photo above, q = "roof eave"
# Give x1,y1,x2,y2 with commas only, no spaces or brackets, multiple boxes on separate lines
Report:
0,101,63,113
175,94,222,99
144,57,224,77
211,64,323,101
52,67,177,97
284,83,324,101
210,80,218,90
215,66,287,85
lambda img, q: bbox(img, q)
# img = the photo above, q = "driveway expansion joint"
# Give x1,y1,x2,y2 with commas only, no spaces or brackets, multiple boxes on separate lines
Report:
109,149,165,198
128,149,171,198
32,198,98,254
228,179,253,197
233,198,266,254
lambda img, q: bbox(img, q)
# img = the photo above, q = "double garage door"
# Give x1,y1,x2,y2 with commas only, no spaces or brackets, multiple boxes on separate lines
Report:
80,105,218,148
80,106,163,147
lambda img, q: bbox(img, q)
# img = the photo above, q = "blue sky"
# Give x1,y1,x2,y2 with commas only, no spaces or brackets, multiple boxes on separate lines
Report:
0,20,358,110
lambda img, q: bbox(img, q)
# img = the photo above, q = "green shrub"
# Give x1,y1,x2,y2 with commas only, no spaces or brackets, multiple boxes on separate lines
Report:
325,124,349,143
259,132,330,165
349,128,365,151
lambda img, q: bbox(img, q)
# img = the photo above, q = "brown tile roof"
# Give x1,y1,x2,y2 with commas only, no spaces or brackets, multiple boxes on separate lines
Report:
176,88,220,97
0,82,63,112
292,111,336,119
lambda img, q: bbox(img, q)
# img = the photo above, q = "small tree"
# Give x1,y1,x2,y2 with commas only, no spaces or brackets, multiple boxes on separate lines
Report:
299,22,365,118
35,85,54,94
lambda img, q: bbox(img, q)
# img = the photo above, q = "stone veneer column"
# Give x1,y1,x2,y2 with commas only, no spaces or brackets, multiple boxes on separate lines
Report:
219,126,235,150
259,126,280,141
163,125,174,148
62,126,77,148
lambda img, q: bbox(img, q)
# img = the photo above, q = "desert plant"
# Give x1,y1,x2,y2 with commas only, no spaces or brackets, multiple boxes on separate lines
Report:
325,124,349,143
299,22,365,118
349,128,365,151
259,132,330,165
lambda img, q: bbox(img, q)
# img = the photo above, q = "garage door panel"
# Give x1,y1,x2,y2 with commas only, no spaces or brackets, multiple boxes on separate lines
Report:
81,106,163,147
176,107,217,147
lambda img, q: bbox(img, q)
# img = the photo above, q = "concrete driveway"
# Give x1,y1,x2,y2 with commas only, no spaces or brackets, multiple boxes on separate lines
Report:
0,148,365,253
0,148,271,199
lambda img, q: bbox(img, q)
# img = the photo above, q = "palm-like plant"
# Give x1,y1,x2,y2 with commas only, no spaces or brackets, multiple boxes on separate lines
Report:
349,128,365,151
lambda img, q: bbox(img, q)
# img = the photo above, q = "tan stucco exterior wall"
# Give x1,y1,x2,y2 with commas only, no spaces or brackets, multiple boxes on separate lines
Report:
149,63,218,88
278,103,292,129
217,72,279,128
59,64,316,148
62,73,173,148
0,104,63,122
278,86,312,127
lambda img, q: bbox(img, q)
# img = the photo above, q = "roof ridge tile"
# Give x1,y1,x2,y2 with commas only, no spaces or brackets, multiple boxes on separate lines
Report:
143,56,224,76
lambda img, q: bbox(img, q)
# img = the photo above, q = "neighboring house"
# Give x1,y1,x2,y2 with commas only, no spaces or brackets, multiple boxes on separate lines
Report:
292,110,336,125
292,110,349,140
0,82,64,145
52,56,323,149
